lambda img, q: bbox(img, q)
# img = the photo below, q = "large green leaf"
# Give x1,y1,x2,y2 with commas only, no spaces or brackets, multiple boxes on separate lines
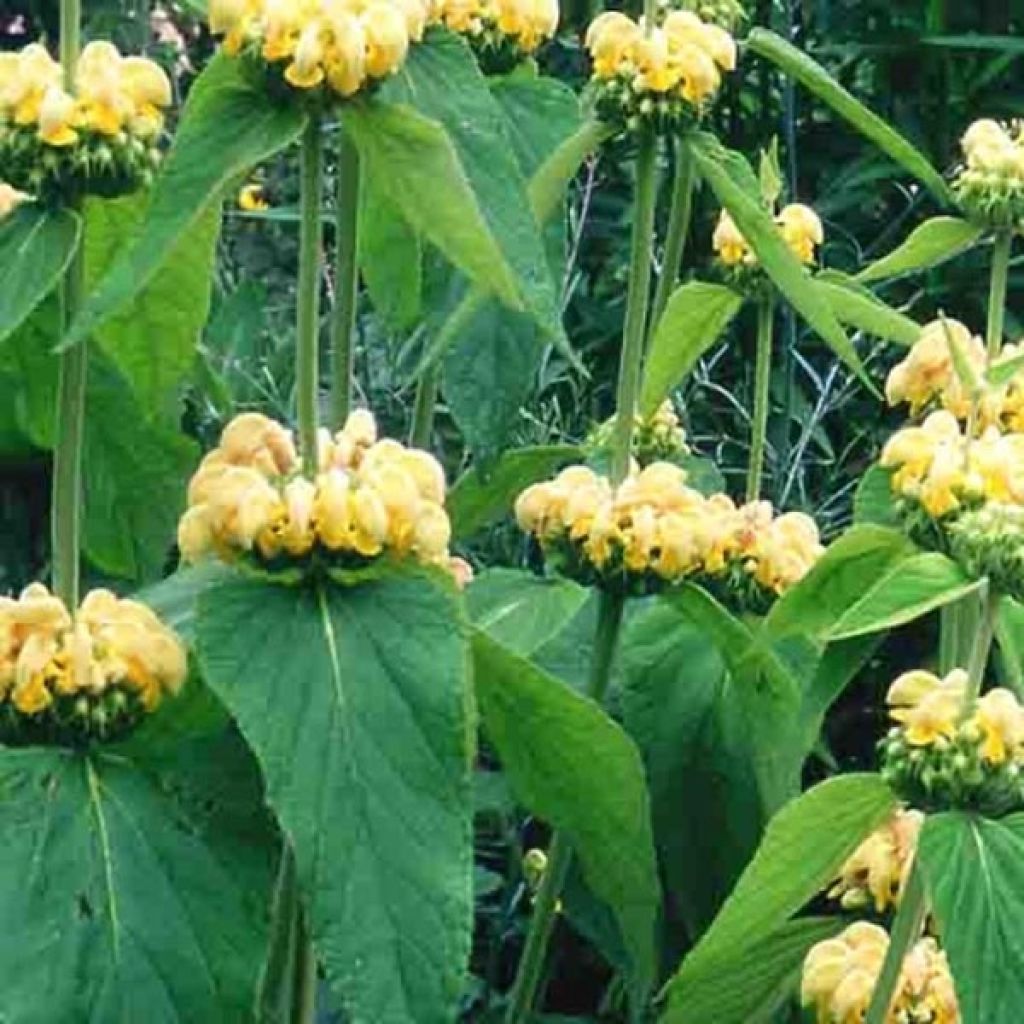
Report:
82,193,219,410
686,133,875,393
918,812,1024,1024
660,918,844,1024
640,281,744,416
66,55,305,347
856,216,984,285
815,270,921,346
830,551,984,640
472,631,659,993
448,443,580,539
0,203,80,344
197,568,474,1022
747,29,952,205
660,774,897,1018
0,745,271,1023
466,568,589,657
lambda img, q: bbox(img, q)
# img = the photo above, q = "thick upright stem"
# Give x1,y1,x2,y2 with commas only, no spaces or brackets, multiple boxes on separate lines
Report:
291,908,318,1024
296,118,324,477
504,591,625,1024
986,231,1013,361
966,588,1001,701
329,130,361,429
649,143,695,337
864,861,928,1024
51,0,84,609
610,134,659,484
746,296,775,503
409,365,440,449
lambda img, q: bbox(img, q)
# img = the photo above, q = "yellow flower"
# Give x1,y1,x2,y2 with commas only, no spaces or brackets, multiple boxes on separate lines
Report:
0,182,30,219
584,12,641,79
441,0,485,34
886,668,967,746
4,43,63,126
663,10,736,70
239,183,269,211
284,20,327,88
712,209,750,266
881,410,968,517
120,55,172,137
350,485,390,556
75,40,131,136
633,29,680,94
260,0,303,62
37,85,79,147
776,203,823,264
362,3,410,78
219,411,298,476
672,41,720,104
970,687,1024,764
492,0,558,51
802,922,889,1022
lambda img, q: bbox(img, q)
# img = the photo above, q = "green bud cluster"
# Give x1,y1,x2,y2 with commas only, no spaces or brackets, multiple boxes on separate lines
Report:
954,166,1024,231
589,74,702,139
880,725,1024,817
586,410,689,469
948,502,1024,602
0,119,161,205
659,0,745,31
0,685,147,749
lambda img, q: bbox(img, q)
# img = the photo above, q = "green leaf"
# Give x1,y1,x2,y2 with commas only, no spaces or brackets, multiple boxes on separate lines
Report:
941,312,983,396
830,551,985,640
996,598,1024,694
660,918,844,1024
660,774,897,1018
448,444,580,539
815,270,921,346
918,812,1024,1024
466,568,589,656
81,194,219,410
759,139,784,207
137,562,233,642
687,133,875,393
856,216,984,285
197,569,474,1022
987,350,1024,388
0,203,80,344
66,54,306,347
528,119,610,225
0,745,271,1023
640,281,744,415
472,630,659,993
747,29,953,205
854,464,901,527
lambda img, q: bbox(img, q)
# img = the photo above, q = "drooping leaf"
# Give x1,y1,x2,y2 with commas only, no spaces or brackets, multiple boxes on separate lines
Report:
448,444,580,539
853,464,901,527
918,812,1024,1024
0,203,80,344
81,194,219,410
660,774,897,1018
640,281,744,415
0,745,272,1023
830,551,984,640
747,29,953,205
66,54,306,347
197,568,474,1022
856,216,984,284
815,270,921,346
466,568,589,657
471,630,660,994
987,350,1024,389
687,133,875,393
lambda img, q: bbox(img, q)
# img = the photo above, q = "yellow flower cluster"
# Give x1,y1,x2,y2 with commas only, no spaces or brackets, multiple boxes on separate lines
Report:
954,119,1024,228
713,203,824,269
881,669,1024,814
828,808,923,913
0,583,186,744
434,0,558,70
0,41,171,201
514,462,822,604
585,9,736,133
208,0,430,100
880,410,1024,519
178,410,453,578
802,922,959,1024
0,181,29,219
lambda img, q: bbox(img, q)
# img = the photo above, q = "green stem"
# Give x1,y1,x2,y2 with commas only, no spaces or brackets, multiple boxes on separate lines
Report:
649,143,695,339
864,861,928,1024
51,0,84,609
504,591,625,1024
987,230,1013,361
291,910,318,1024
966,587,1001,702
409,364,440,449
329,130,361,429
610,133,659,485
746,295,775,503
296,117,324,477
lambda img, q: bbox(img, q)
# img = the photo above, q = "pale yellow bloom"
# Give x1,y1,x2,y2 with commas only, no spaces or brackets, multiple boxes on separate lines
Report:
886,668,968,746
0,183,31,219
712,209,750,266
239,183,269,211
37,86,79,147
361,3,409,78
970,687,1024,765
776,203,823,264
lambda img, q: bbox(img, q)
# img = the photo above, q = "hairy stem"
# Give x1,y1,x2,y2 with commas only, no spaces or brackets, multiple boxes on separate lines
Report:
746,295,775,503
329,129,361,429
296,117,324,477
864,861,928,1024
986,230,1013,361
51,0,84,608
649,142,695,338
503,591,625,1023
610,133,659,484
408,364,440,449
